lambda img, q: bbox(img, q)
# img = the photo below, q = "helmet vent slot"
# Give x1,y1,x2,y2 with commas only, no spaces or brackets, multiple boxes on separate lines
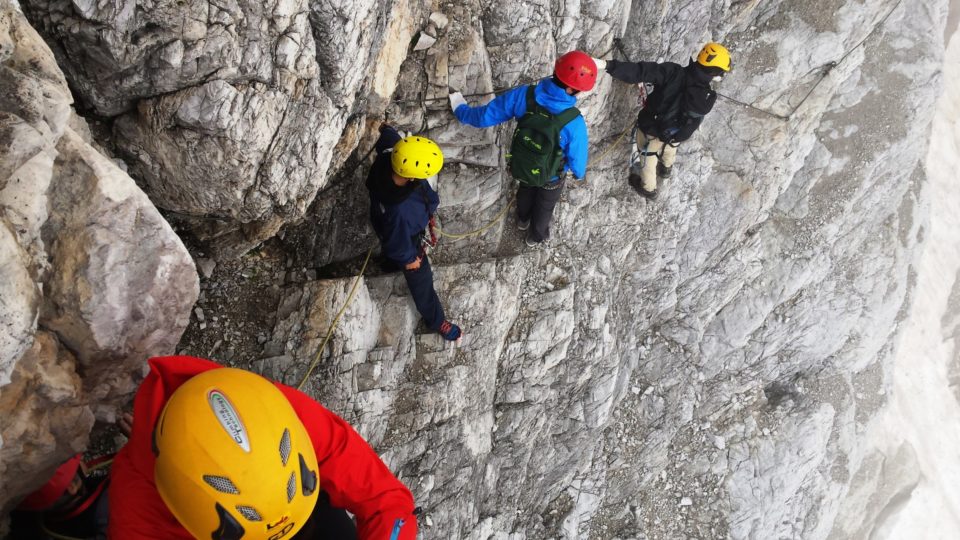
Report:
279,428,291,466
235,505,262,522
204,475,240,495
286,471,297,503
299,453,318,496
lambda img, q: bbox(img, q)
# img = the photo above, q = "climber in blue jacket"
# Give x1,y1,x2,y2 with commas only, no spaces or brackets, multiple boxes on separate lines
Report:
449,51,596,247
366,125,462,342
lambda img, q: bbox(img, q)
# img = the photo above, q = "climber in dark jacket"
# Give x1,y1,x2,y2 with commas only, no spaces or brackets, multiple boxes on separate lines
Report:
595,43,731,199
366,125,462,342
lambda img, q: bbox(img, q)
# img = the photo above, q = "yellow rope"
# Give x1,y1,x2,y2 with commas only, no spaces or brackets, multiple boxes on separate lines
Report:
589,123,633,166
435,195,516,240
85,458,113,473
296,246,374,391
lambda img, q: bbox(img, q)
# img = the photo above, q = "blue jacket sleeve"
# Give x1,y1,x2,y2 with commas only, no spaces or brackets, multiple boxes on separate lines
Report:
560,116,589,179
381,213,419,265
454,86,528,128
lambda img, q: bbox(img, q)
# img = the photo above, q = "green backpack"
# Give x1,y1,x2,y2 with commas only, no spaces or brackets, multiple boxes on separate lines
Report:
507,86,581,187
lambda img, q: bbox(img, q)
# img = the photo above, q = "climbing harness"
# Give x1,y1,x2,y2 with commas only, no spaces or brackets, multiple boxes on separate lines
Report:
425,215,439,250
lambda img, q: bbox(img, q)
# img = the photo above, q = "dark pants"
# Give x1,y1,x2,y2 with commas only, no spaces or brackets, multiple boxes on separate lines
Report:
381,255,445,331
516,179,564,242
293,492,357,540
8,477,109,540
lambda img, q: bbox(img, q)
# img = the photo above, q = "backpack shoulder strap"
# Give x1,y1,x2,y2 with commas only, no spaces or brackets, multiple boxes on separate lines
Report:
523,86,538,114
554,106,581,127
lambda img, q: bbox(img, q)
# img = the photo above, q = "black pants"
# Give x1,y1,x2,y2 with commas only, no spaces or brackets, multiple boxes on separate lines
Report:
381,256,445,331
516,179,564,242
293,492,358,540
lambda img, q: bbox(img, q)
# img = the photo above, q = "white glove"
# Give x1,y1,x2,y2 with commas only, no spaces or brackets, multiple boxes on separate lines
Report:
592,57,607,72
449,91,467,113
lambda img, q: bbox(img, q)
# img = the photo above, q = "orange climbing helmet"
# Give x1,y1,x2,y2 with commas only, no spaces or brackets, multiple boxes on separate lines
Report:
554,51,598,92
153,368,320,540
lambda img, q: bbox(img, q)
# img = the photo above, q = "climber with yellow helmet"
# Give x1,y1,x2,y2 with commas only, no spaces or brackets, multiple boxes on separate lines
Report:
366,124,462,342
593,43,731,200
108,356,419,539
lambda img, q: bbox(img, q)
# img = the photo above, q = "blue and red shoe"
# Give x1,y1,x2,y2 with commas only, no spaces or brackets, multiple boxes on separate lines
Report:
438,320,462,342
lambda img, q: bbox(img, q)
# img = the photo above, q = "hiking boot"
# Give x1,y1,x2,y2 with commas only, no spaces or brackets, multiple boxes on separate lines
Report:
628,173,658,200
517,218,530,231
439,320,462,341
657,163,672,179
524,235,541,248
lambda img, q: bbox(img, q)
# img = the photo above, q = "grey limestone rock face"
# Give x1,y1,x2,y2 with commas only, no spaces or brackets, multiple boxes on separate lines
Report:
20,0,429,258
39,127,200,407
0,220,38,387
3,0,948,537
252,0,946,538
0,2,198,513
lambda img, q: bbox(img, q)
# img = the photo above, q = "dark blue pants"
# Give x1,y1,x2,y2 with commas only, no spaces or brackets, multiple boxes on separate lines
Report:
516,179,564,242
400,256,445,331
382,256,445,332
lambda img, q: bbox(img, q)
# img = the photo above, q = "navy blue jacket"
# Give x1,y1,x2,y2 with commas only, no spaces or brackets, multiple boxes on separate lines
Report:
366,127,440,266
454,79,589,180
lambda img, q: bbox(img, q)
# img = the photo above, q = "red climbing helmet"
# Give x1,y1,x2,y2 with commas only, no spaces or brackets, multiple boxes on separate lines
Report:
554,51,597,92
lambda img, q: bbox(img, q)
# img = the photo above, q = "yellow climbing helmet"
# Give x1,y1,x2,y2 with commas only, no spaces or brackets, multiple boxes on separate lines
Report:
153,368,320,540
696,42,731,72
391,135,444,179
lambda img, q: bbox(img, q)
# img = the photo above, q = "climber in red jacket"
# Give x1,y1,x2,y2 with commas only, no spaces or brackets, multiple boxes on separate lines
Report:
108,356,418,540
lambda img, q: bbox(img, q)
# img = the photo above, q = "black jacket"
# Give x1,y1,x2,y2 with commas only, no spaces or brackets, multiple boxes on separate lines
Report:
606,59,717,142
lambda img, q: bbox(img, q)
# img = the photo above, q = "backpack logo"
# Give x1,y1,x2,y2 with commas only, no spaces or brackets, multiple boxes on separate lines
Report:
522,136,542,151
